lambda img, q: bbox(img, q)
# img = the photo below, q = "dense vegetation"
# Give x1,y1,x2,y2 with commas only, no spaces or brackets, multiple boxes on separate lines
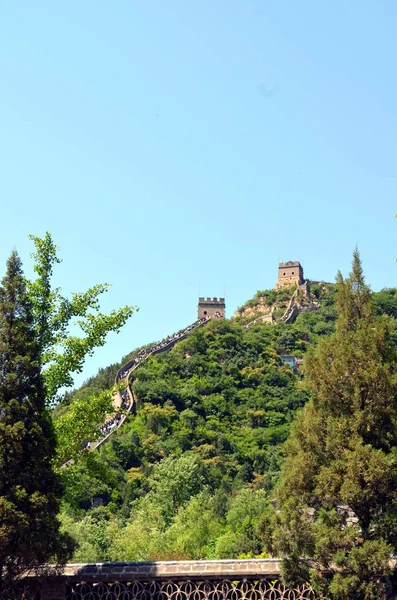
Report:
59,282,397,564
235,285,297,323
0,252,73,598
7,234,397,593
0,234,136,597
274,255,397,599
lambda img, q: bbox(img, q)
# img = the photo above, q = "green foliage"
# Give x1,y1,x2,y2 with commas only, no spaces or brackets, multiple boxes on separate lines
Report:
161,493,223,559
373,288,397,319
274,252,397,599
28,233,137,404
60,270,397,572
60,508,118,562
142,454,204,525
219,489,271,557
0,233,139,597
235,286,296,324
54,390,114,467
0,251,74,597
62,317,310,560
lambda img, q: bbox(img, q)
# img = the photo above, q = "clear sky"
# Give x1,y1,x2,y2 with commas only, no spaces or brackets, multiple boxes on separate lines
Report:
0,1,396,387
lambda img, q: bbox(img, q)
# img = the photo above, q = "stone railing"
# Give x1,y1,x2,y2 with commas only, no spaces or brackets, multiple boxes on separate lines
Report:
31,560,317,600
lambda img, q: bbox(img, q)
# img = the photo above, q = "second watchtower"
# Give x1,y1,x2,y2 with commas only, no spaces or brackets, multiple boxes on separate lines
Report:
275,261,304,289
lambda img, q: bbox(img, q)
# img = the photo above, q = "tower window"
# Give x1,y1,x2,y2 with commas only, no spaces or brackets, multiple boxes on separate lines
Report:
283,272,286,275
204,310,207,315
292,271,294,274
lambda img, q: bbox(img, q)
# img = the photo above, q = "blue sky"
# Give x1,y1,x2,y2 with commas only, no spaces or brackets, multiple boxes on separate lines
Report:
1,1,396,387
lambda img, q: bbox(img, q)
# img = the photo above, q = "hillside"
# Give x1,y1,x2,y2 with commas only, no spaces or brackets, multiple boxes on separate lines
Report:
59,284,397,562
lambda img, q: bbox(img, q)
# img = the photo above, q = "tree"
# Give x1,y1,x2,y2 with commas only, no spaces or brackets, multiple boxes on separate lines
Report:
145,454,204,525
162,492,223,559
54,390,114,467
0,251,74,598
274,250,397,599
27,233,137,405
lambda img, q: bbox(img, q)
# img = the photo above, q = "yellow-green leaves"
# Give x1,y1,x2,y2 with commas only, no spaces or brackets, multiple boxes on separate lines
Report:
54,390,114,467
27,232,137,404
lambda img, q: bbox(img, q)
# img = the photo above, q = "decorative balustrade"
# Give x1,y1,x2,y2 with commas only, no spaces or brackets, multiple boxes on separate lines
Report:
30,560,317,600
65,578,316,600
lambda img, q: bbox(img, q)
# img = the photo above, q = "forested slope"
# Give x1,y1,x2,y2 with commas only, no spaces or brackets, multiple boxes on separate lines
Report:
60,284,397,562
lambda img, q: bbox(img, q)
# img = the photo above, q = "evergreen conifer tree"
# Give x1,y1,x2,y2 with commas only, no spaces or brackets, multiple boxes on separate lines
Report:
274,251,397,599
0,251,73,598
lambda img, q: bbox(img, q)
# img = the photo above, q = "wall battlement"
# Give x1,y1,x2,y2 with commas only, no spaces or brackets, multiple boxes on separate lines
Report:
278,261,301,269
198,297,225,304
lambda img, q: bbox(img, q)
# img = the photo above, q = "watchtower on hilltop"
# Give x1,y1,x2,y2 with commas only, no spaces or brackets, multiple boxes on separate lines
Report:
198,297,225,319
275,261,304,289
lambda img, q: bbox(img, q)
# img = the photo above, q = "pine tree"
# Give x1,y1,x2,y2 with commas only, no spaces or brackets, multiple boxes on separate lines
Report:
0,251,73,598
274,251,397,599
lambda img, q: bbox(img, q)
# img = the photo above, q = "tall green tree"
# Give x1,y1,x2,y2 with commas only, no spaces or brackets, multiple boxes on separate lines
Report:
274,250,397,599
0,251,73,598
27,233,137,404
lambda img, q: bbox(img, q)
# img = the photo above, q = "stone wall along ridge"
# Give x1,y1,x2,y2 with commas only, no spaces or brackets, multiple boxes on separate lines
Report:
94,317,212,450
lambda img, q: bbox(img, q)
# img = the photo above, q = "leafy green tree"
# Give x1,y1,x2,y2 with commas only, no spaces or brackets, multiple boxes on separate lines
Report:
28,233,136,404
162,493,223,559
373,288,397,319
0,251,73,598
108,501,165,561
144,454,204,524
225,488,271,557
54,390,113,466
59,451,119,512
60,508,118,562
274,251,397,599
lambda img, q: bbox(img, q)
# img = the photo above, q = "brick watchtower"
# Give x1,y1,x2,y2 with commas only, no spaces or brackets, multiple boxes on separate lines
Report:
275,261,304,289
198,297,225,319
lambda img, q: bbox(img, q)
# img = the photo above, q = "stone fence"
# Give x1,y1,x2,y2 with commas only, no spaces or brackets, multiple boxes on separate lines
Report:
24,559,316,600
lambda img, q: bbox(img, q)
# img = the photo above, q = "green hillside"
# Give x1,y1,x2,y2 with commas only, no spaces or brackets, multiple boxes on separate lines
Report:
59,284,397,562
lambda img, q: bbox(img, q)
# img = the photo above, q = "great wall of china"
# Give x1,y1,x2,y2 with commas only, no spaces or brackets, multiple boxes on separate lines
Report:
93,261,319,451
94,315,214,451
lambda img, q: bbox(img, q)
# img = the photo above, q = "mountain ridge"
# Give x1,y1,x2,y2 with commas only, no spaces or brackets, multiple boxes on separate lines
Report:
58,284,397,563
